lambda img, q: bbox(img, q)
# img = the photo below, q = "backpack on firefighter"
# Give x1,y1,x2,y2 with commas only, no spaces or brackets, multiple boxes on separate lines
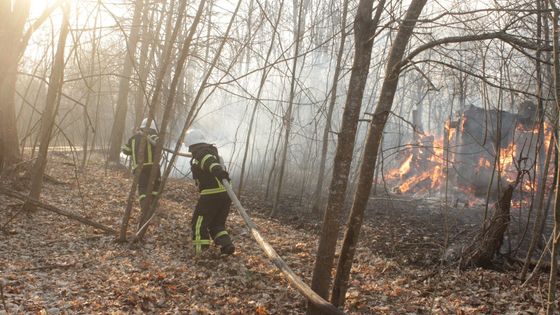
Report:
185,129,235,256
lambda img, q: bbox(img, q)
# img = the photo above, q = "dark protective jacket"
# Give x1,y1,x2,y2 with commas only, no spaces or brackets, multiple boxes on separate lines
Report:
189,143,227,195
121,129,159,170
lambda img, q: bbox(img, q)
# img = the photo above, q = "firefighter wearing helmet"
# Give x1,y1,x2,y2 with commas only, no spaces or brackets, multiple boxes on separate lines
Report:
184,128,235,256
121,118,161,229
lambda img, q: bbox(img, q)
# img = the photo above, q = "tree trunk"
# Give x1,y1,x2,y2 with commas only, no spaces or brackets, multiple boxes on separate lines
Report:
307,1,385,313
547,1,560,314
265,123,284,200
119,0,185,241
237,0,285,198
271,0,305,217
0,0,31,171
25,4,70,210
310,0,350,215
134,2,161,128
460,184,515,269
107,0,145,164
330,0,427,307
522,132,554,278
81,15,100,171
135,0,209,240
158,0,240,191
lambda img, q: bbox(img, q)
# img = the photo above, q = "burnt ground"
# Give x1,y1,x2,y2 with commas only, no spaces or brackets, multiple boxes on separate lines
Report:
0,153,555,314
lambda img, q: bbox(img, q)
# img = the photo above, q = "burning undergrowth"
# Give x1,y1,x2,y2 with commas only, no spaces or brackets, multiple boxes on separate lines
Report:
383,104,553,205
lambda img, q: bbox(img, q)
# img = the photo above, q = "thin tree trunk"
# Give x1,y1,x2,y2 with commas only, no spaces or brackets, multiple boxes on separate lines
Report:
0,0,31,171
135,0,209,240
2,187,115,234
271,0,305,217
307,1,385,313
134,1,160,127
25,4,70,210
522,0,553,279
81,14,100,171
107,0,145,164
119,0,185,242
158,0,241,192
522,132,554,278
330,0,427,307
547,1,560,314
265,123,284,199
237,0,285,198
311,0,350,215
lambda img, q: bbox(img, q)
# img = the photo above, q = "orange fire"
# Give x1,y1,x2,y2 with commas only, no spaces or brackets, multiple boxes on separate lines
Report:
384,118,553,200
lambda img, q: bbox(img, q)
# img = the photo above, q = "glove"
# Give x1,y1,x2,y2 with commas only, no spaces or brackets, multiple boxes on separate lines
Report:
213,169,230,182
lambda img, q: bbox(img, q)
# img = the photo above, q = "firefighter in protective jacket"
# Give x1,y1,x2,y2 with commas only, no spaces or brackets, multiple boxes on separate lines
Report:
121,118,161,228
184,129,235,256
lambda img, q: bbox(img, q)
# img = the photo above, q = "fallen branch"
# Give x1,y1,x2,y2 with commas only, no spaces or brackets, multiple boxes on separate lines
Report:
18,262,76,272
0,204,27,233
222,179,344,315
44,174,68,185
0,187,116,235
0,279,6,311
521,233,555,286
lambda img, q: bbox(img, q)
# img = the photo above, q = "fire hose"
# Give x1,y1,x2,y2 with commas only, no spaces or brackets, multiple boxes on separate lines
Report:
135,151,344,314
217,153,343,314
221,178,344,315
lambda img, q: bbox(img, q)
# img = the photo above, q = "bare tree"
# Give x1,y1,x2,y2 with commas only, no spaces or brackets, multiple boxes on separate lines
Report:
119,0,187,241
107,0,145,165
547,2,560,314
310,0,350,215
330,0,428,307
271,0,306,216
135,0,210,240
0,1,58,171
25,4,71,210
237,0,285,198
307,1,385,313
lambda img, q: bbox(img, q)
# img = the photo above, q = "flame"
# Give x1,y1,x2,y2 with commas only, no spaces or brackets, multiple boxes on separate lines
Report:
460,116,467,133
499,143,516,168
399,154,413,176
432,139,444,159
387,154,413,179
383,115,554,202
445,120,456,143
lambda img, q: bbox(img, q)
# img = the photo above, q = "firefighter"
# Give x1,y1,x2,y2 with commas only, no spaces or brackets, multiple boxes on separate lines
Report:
121,118,161,228
184,129,235,256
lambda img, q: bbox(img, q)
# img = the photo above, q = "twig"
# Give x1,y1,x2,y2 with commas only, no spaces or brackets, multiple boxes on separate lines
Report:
0,279,7,311
44,174,68,185
0,205,27,233
17,262,77,272
522,233,554,286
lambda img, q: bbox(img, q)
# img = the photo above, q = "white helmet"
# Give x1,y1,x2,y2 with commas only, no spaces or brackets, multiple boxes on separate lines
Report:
184,129,207,147
140,118,158,131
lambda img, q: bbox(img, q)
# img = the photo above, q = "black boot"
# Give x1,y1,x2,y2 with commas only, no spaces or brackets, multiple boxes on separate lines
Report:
214,233,235,255
221,243,235,255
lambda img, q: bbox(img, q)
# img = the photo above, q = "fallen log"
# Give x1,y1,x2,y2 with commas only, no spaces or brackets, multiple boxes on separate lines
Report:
0,187,116,235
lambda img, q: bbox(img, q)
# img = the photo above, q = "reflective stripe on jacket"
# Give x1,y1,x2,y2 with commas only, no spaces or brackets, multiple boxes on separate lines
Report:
121,131,159,170
189,143,227,195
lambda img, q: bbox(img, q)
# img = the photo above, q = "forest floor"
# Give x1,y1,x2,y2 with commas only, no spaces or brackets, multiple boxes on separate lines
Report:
0,153,555,314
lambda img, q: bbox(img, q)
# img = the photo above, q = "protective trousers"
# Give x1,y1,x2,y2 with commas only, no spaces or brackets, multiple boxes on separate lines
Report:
191,192,233,254
137,166,161,229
